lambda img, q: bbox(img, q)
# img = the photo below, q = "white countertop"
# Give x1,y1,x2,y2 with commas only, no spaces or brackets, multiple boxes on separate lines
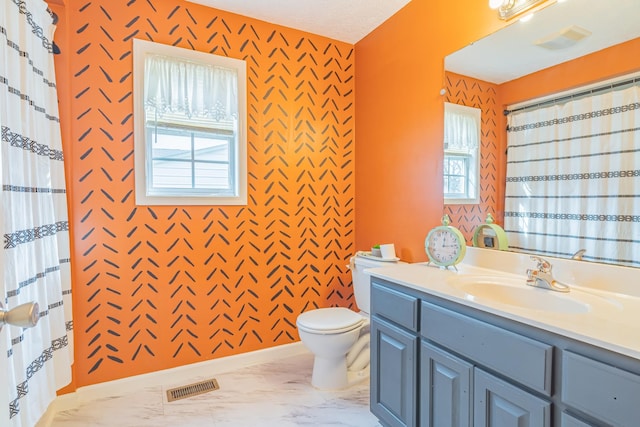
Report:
367,261,640,360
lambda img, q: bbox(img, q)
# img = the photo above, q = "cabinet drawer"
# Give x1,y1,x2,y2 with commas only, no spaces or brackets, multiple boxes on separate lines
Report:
421,301,553,395
560,412,594,427
562,350,640,427
371,282,419,331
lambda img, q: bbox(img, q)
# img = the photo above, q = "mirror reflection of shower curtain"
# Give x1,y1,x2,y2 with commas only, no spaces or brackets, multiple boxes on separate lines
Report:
504,82,640,268
1,1,73,426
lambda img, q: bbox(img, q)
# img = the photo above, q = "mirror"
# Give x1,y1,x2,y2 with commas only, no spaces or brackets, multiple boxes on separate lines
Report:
444,0,640,267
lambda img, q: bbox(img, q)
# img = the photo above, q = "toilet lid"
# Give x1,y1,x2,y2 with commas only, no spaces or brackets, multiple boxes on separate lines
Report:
297,307,364,333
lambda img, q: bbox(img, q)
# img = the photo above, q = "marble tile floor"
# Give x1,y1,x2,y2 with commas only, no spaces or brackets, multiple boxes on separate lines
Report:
50,352,382,427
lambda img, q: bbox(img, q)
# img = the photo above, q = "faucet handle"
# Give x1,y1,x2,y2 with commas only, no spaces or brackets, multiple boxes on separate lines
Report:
571,249,586,260
530,255,552,273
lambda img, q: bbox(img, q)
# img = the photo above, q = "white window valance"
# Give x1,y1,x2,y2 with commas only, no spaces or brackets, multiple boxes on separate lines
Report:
144,54,238,121
444,102,480,150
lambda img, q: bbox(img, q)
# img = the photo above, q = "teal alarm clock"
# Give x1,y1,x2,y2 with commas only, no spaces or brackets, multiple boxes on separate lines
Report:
425,215,467,269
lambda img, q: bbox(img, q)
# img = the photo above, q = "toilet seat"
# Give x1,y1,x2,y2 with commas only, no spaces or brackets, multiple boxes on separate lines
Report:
297,307,365,335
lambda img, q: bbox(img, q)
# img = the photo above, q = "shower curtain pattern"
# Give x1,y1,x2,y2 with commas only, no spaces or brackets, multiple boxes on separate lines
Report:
504,83,640,267
1,0,73,426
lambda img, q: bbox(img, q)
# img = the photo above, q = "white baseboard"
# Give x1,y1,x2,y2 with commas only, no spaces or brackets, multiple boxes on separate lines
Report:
37,342,308,427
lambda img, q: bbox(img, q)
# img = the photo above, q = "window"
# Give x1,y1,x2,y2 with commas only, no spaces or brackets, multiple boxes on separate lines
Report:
444,153,471,197
443,102,480,204
133,39,247,205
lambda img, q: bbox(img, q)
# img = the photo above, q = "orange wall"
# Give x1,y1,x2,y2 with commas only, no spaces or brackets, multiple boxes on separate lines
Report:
52,0,355,387
500,37,640,106
355,0,505,262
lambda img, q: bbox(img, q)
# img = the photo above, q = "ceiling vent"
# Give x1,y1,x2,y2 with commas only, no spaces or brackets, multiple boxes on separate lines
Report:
534,25,592,50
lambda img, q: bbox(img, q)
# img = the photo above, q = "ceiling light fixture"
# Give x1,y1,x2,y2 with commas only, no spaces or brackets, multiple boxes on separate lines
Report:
519,13,535,22
489,0,551,20
489,0,510,9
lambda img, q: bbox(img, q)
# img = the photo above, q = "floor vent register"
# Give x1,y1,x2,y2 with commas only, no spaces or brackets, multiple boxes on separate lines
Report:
166,378,220,402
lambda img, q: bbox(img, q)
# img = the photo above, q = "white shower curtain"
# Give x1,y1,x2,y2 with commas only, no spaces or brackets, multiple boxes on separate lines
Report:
1,0,73,426
505,81,640,267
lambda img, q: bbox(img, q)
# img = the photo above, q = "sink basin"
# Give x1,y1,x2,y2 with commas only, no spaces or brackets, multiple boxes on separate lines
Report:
447,275,600,314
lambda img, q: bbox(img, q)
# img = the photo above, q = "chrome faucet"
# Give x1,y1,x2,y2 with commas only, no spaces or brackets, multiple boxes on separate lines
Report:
526,256,570,293
571,249,586,260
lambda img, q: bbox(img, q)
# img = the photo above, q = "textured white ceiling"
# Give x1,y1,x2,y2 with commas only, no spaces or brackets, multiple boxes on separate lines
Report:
188,0,412,43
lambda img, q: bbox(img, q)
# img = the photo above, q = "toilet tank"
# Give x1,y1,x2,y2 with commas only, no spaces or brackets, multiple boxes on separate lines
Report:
350,254,402,314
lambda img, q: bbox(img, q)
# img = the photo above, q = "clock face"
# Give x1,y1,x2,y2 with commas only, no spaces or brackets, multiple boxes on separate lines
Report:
425,226,465,266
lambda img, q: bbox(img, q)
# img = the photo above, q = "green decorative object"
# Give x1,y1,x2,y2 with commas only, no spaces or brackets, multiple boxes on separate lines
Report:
425,214,466,270
472,213,508,250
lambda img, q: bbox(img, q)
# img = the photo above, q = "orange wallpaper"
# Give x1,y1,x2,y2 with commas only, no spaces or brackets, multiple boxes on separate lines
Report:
52,0,355,387
354,0,506,262
443,72,505,243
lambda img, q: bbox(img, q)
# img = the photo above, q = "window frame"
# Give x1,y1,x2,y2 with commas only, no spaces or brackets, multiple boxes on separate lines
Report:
443,102,481,205
133,38,247,206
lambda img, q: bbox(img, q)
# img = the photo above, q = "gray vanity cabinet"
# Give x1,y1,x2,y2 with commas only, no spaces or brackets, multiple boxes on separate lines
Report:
420,301,551,427
371,282,420,427
370,277,640,427
372,278,551,427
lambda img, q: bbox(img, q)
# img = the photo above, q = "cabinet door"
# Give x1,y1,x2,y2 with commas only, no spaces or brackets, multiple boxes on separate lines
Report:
371,316,418,427
420,341,472,427
474,369,550,427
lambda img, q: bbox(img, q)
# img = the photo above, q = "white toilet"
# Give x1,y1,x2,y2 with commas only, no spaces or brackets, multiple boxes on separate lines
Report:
296,252,401,389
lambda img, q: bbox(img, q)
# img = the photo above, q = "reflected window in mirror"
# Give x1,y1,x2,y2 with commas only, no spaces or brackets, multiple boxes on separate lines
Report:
133,39,247,205
444,102,480,204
